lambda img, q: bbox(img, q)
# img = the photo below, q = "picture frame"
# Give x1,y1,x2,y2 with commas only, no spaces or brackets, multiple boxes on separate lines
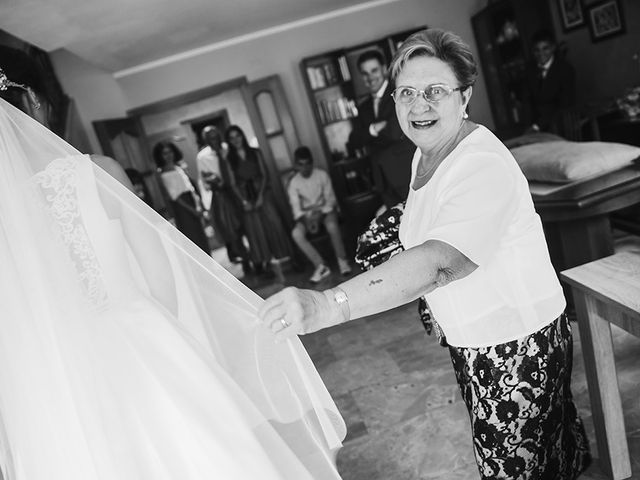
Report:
587,0,625,42
557,0,585,31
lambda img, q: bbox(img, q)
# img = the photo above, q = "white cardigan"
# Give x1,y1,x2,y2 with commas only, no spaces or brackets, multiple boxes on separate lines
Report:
399,125,565,348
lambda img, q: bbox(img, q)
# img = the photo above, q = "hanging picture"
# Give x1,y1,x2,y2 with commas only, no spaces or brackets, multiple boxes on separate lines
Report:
587,0,625,41
557,0,585,31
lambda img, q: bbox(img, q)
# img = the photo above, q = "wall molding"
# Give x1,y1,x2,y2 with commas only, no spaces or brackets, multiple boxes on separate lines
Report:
114,0,406,78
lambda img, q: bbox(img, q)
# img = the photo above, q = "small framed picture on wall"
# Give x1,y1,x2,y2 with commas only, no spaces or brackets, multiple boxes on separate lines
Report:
587,0,625,41
557,0,585,31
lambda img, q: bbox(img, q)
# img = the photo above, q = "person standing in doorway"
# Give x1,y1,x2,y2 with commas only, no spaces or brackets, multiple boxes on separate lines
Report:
196,125,248,268
225,125,293,277
153,141,210,254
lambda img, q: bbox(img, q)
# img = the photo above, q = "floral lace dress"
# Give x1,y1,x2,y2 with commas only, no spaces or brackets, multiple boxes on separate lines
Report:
355,202,591,479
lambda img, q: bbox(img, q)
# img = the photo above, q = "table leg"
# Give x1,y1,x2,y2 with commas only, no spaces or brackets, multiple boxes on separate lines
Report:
572,290,632,480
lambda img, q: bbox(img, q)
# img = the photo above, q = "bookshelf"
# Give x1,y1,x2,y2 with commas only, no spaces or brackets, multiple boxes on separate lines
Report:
300,26,424,239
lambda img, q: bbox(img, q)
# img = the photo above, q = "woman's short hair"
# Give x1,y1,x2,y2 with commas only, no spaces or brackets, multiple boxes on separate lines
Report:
390,28,478,88
152,141,183,169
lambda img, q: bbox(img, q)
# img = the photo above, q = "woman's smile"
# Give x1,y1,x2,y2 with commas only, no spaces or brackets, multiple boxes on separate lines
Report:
410,118,438,129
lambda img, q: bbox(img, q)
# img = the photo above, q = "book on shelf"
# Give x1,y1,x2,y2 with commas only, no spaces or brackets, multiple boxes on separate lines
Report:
306,67,325,89
306,60,349,90
322,63,339,85
337,55,351,81
315,97,358,125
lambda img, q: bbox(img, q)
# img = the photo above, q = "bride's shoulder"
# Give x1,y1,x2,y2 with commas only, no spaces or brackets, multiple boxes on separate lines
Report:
90,154,134,191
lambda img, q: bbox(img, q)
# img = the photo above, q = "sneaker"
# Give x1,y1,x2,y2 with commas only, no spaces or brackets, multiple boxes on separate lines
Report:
309,264,331,283
337,258,352,275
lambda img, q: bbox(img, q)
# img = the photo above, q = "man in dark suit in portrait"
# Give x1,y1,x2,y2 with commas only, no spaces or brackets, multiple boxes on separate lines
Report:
348,50,415,208
524,29,576,134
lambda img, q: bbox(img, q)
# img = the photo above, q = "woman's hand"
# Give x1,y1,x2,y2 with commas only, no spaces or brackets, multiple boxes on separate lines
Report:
258,287,345,341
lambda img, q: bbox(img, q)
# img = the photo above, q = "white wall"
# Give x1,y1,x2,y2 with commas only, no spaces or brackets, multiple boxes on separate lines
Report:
50,49,129,152
52,0,492,164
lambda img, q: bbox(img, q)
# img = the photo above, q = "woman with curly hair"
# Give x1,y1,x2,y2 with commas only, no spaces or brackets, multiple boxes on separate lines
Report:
153,140,209,253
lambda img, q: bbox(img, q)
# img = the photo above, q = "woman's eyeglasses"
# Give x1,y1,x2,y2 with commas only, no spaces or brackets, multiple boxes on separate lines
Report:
391,84,466,105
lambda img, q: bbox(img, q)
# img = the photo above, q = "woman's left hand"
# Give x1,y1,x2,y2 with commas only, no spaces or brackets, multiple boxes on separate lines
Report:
258,287,342,341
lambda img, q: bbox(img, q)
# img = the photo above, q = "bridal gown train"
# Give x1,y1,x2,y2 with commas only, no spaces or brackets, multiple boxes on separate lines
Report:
0,98,345,479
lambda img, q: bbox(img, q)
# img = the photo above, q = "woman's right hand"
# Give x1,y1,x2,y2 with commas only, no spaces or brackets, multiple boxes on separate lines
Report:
257,287,344,341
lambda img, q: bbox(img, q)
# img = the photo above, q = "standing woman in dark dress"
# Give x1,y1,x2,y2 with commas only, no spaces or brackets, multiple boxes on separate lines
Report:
224,125,293,274
153,141,210,254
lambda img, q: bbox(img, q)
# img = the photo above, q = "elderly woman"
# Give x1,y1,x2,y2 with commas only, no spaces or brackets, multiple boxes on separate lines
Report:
259,29,591,479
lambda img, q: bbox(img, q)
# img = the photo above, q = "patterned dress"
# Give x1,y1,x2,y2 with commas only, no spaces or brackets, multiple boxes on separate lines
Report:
356,204,591,480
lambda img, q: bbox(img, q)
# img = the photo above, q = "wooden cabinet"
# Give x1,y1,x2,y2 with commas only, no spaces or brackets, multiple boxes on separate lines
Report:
300,27,423,238
472,0,553,139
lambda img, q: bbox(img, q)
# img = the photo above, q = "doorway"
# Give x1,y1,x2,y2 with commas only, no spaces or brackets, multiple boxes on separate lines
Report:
95,76,301,225
187,109,231,150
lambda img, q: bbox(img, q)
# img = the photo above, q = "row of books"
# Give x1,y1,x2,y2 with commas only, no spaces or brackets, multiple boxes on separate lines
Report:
306,55,351,90
316,97,358,125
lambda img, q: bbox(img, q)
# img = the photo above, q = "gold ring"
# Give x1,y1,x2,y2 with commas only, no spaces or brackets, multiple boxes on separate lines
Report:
279,317,290,329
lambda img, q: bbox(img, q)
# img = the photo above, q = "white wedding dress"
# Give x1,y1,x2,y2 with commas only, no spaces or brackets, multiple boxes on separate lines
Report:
0,98,345,479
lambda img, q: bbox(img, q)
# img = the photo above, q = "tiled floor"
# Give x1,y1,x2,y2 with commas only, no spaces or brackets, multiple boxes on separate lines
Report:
245,250,640,480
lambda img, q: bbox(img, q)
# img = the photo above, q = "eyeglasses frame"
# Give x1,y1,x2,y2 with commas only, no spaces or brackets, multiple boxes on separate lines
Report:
390,84,468,105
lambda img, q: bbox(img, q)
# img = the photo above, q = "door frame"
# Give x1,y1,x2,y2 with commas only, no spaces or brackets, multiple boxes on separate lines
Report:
127,77,247,117
182,109,231,150
240,75,301,221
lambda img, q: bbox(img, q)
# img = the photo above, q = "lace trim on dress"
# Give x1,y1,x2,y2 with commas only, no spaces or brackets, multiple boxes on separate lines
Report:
33,157,109,308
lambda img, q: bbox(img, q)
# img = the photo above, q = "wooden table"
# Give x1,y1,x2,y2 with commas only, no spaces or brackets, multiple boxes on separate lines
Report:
530,164,640,310
561,252,640,480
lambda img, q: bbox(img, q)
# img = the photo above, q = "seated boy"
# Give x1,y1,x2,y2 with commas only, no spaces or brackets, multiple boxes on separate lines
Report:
287,147,352,283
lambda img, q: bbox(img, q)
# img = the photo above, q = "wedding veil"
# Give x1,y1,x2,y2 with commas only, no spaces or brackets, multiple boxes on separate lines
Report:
0,97,345,479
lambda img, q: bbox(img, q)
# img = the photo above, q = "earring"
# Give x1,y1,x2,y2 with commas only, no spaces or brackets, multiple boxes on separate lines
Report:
463,112,469,119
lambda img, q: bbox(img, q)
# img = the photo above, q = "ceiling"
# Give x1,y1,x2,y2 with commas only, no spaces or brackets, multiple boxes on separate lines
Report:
0,0,378,73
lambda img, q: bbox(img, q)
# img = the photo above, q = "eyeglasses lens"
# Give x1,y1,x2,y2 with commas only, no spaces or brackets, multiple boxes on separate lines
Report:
427,86,447,102
394,86,450,104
